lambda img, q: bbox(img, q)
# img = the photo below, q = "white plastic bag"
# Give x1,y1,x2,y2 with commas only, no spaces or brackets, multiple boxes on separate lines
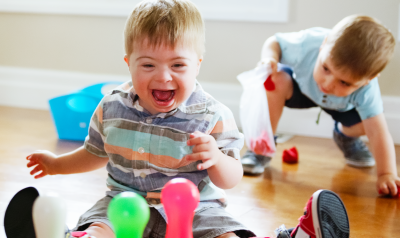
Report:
237,66,276,157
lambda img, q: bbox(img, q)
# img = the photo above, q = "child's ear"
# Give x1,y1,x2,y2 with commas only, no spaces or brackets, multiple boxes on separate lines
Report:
124,55,130,66
363,74,380,86
373,73,381,79
319,37,328,51
196,57,203,76
367,73,380,81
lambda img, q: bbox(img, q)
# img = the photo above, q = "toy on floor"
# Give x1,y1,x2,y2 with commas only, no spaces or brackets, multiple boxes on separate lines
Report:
49,82,122,141
7,179,271,238
282,146,299,164
107,178,199,238
4,179,200,238
32,192,67,238
108,191,150,238
378,185,400,198
161,178,200,238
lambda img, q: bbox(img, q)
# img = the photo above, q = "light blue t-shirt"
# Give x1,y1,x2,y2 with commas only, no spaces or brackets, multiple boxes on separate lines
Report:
275,27,383,120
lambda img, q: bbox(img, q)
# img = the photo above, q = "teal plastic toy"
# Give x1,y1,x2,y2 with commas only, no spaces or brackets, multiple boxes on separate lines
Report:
49,82,122,141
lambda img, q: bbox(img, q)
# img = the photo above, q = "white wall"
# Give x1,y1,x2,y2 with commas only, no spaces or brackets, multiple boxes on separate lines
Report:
0,0,399,95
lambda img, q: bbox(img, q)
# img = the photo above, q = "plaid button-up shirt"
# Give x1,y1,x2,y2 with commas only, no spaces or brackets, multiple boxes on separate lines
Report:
84,80,244,205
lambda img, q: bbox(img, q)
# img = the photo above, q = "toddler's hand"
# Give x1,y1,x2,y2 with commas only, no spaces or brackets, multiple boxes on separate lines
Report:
26,150,57,179
377,173,400,197
185,131,222,170
257,57,278,74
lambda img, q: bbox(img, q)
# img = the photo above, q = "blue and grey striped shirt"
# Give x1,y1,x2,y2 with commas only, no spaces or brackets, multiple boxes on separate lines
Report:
84,80,244,206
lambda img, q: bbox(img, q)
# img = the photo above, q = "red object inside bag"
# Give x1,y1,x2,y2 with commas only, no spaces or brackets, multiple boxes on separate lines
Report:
250,131,274,156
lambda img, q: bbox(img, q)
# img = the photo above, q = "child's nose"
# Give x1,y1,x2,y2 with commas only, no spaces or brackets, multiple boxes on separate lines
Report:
156,68,173,82
323,77,335,90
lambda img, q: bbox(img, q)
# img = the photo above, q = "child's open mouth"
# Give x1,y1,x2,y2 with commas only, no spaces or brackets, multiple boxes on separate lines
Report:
152,90,175,106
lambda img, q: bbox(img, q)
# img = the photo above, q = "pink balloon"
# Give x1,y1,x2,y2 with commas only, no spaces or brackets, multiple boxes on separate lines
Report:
161,178,200,238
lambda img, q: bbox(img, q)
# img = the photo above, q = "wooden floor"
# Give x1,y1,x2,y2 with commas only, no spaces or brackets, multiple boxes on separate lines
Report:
0,105,399,238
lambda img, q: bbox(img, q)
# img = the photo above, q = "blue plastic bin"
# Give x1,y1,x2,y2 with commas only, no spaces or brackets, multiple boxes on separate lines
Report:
49,82,123,141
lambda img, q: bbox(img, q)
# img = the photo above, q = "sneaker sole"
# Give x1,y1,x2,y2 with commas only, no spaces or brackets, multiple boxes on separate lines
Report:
345,158,375,168
312,190,350,238
242,161,271,175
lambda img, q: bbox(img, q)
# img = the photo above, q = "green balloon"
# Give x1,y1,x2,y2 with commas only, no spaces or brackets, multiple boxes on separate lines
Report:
108,192,150,238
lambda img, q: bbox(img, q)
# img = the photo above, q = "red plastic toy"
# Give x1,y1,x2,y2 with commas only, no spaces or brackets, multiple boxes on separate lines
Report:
282,146,299,164
378,185,400,198
161,178,200,238
264,75,275,91
71,232,87,237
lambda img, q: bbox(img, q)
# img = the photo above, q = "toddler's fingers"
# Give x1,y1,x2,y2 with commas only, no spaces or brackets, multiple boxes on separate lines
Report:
189,131,204,139
184,154,193,161
29,166,42,176
379,184,389,195
191,144,208,154
270,62,278,73
395,179,400,188
34,171,46,179
187,135,209,146
186,152,210,162
184,153,198,162
26,160,37,168
388,182,398,197
197,160,213,170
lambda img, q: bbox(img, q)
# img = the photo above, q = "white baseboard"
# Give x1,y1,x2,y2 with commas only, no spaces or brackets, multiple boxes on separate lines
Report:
1,66,400,144
0,66,129,109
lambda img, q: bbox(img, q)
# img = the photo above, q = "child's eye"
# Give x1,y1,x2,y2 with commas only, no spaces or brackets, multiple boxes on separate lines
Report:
173,64,185,68
340,80,350,86
323,65,329,72
143,64,154,68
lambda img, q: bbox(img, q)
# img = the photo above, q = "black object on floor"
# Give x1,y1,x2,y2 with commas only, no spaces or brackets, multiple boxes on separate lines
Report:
4,186,39,238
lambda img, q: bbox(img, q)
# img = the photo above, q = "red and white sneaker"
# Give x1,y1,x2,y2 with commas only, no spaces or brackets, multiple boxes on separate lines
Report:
290,190,350,238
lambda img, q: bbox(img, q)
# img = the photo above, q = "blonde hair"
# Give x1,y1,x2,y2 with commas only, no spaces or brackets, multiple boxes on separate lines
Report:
327,15,395,79
124,0,205,57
